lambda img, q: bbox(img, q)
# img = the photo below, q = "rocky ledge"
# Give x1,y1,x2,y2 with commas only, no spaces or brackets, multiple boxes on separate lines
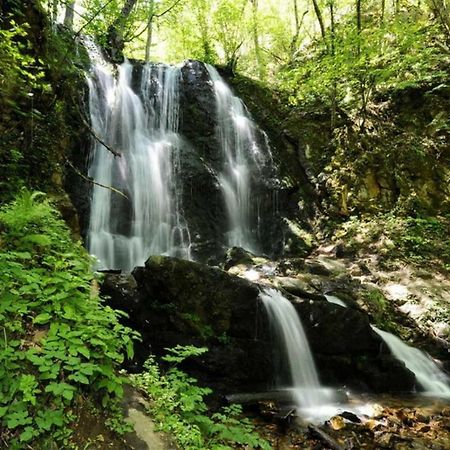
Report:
102,254,416,396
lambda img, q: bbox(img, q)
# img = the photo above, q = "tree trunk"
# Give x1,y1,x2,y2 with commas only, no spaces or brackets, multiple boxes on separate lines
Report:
311,0,326,41
106,0,138,62
380,0,385,25
51,0,58,24
356,0,362,55
329,0,337,129
145,0,155,62
63,1,75,29
428,0,450,43
250,0,265,79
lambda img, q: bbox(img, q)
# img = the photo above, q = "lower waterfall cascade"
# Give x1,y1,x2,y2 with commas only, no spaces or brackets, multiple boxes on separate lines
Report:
260,288,333,410
325,294,450,398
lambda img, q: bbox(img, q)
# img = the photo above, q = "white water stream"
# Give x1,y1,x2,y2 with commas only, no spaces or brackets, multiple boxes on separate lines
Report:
260,288,336,416
372,326,450,397
84,42,191,271
206,65,270,253
324,294,450,398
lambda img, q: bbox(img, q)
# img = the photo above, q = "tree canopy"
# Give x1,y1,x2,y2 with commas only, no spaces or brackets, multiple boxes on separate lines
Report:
36,0,448,115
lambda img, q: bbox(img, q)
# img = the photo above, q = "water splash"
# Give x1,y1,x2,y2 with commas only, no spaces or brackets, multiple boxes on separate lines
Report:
84,42,190,271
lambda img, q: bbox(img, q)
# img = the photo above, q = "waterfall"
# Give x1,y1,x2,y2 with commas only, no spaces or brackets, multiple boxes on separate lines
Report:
372,326,450,397
260,288,333,413
205,65,270,253
84,42,190,271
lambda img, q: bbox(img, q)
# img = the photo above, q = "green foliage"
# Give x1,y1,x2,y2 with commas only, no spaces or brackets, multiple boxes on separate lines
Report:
0,18,45,198
132,345,271,450
0,191,139,448
0,2,89,201
281,17,447,111
332,213,450,271
0,19,45,100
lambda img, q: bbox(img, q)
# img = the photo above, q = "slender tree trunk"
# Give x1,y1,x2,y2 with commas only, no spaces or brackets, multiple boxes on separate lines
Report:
106,0,138,61
329,0,337,129
355,0,367,129
250,0,265,80
428,0,450,43
380,0,385,25
311,0,326,41
289,0,301,58
356,0,362,55
63,1,75,29
329,1,335,55
51,0,58,24
145,0,155,62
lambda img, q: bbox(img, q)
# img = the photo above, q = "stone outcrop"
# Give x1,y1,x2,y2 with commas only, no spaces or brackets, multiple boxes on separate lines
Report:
102,255,416,396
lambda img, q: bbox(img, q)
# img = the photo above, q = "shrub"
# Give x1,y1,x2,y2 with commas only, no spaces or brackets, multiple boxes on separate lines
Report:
0,190,139,448
132,345,272,450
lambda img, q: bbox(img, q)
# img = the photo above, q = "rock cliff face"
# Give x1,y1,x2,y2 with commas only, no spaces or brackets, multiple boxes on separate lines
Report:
68,60,284,263
229,75,450,217
102,255,416,396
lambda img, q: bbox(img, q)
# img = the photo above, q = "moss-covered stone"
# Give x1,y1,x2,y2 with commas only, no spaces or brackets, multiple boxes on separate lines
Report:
227,72,450,219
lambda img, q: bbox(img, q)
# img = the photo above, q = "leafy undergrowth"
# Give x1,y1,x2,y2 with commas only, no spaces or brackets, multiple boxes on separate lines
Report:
0,191,139,449
327,214,450,272
132,345,272,450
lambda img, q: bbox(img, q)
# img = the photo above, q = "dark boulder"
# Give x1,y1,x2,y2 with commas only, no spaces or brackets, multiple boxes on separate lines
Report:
103,255,272,394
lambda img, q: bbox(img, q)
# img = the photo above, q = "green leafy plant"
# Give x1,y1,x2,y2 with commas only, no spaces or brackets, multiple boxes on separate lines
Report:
0,190,139,448
132,345,272,450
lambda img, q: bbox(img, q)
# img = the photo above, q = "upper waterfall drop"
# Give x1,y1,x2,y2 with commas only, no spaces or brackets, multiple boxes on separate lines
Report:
84,44,191,271
205,65,272,253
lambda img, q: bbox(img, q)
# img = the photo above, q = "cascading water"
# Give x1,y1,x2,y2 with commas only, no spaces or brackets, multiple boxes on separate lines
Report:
206,65,271,253
372,326,450,397
260,288,334,416
324,294,348,308
84,42,190,271
323,294,450,398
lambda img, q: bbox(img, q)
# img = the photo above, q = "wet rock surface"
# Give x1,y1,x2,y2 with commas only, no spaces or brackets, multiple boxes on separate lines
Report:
103,255,272,394
255,399,450,450
103,254,417,396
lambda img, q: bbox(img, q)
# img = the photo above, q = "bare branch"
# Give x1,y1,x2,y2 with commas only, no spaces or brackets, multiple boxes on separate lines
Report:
79,111,122,158
65,158,129,200
155,0,184,18
75,0,117,36
74,96,122,158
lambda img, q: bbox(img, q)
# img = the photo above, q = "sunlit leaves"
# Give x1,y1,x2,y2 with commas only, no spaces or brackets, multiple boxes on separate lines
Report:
0,191,139,447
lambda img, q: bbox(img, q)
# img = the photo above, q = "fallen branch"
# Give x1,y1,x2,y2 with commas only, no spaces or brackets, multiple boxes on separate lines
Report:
64,158,128,200
72,94,122,158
